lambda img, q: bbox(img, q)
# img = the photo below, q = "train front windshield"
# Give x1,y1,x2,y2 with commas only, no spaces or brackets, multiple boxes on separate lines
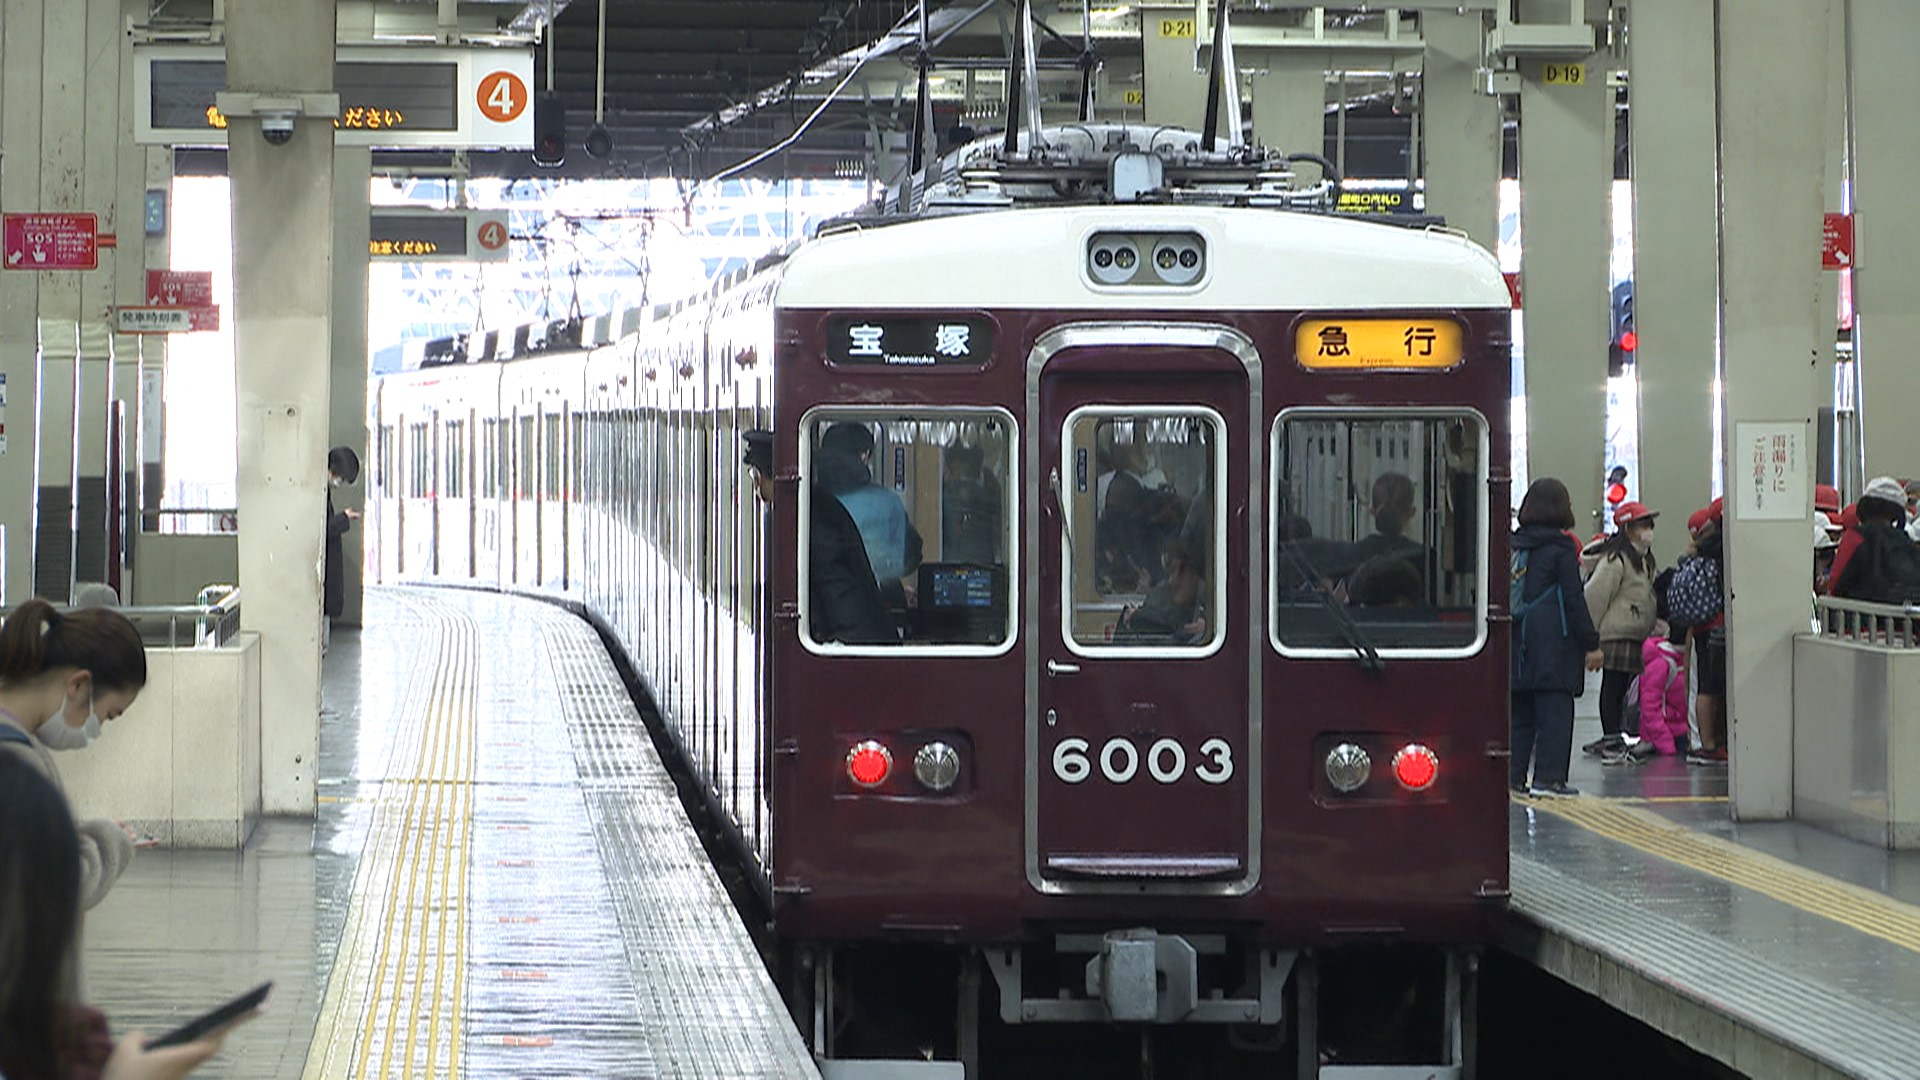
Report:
1274,412,1487,654
801,412,1014,650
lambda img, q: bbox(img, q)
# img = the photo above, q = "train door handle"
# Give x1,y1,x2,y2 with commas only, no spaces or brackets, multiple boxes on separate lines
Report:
1047,659,1081,676
1048,467,1074,548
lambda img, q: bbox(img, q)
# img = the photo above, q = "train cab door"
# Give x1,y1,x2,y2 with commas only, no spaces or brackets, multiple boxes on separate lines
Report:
1029,325,1261,894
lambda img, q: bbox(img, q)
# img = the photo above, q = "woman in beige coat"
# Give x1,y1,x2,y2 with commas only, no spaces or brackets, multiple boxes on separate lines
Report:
0,598,147,909
1581,502,1660,756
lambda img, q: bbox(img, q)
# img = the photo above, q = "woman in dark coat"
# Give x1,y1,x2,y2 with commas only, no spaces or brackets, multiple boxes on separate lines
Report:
1510,478,1603,797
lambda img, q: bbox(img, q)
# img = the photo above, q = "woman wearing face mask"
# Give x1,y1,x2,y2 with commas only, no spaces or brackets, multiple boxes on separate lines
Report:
0,598,148,909
1579,502,1661,759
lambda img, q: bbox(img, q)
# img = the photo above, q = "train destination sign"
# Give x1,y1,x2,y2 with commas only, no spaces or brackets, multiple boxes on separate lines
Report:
826,316,994,367
1295,318,1464,371
368,209,510,263
136,46,534,149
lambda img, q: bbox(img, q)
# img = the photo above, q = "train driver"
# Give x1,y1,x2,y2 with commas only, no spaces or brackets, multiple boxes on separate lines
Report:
743,430,896,645
816,423,924,609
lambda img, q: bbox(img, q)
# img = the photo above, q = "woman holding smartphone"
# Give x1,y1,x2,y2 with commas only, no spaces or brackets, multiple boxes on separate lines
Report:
0,598,148,909
0,755,232,1079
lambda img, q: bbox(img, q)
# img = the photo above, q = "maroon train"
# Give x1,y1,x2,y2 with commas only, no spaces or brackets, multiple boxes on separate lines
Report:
372,122,1512,1076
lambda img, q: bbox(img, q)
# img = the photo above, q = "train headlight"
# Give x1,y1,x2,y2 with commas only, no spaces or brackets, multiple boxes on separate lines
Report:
1392,744,1439,791
847,740,893,788
1150,238,1205,285
1324,742,1372,793
913,741,962,792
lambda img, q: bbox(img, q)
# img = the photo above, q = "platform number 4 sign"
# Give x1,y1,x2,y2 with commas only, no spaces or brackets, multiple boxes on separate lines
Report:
1542,63,1586,85
477,71,529,124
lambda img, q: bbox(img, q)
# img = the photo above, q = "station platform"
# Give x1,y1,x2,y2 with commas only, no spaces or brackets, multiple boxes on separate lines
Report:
79,587,816,1080
1509,692,1920,1080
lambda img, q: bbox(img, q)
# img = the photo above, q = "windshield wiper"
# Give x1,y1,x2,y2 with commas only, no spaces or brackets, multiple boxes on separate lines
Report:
1278,541,1384,672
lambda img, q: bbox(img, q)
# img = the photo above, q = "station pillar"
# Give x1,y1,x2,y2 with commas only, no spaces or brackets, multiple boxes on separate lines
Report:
1626,0,1717,553
1716,0,1831,820
1250,52,1324,163
331,148,370,627
226,0,337,816
1515,52,1611,530
1846,0,1920,477
1140,3,1207,130
1421,11,1500,252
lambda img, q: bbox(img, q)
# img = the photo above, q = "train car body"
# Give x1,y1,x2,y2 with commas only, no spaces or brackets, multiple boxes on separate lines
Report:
372,123,1511,1076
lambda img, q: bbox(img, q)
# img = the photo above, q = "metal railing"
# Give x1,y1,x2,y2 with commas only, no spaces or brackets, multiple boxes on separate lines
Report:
141,508,239,535
1813,596,1920,648
115,586,241,648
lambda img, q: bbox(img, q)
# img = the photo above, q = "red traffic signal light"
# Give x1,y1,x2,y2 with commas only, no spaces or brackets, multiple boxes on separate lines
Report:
1619,330,1637,353
533,93,566,168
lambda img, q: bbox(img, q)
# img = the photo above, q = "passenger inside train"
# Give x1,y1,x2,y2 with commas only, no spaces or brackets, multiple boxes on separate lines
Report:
1274,414,1482,651
1078,416,1219,648
802,416,1013,648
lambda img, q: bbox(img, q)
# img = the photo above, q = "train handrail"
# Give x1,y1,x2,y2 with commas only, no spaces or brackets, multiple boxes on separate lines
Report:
1812,595,1920,648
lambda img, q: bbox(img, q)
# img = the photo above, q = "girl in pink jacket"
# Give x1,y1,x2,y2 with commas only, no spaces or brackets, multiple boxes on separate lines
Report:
1638,627,1690,755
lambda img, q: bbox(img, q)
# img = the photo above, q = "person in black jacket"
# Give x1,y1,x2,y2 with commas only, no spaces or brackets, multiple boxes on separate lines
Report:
1510,478,1603,797
743,430,895,646
324,446,361,654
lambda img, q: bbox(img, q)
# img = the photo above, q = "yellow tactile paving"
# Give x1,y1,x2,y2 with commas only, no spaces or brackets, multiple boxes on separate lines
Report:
304,603,478,1079
1526,796,1920,955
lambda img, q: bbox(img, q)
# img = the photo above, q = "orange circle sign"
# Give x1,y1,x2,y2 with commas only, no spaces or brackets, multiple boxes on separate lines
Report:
476,72,528,124
477,221,508,251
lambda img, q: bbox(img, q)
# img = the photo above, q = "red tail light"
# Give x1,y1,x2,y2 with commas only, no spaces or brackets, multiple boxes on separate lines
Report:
847,741,892,788
1392,744,1439,791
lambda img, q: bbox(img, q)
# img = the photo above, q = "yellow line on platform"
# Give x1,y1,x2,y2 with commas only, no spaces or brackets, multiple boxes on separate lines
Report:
303,601,479,1079
1529,798,1920,955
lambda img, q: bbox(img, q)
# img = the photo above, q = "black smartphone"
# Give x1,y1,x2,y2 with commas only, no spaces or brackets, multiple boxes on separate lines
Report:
147,981,272,1050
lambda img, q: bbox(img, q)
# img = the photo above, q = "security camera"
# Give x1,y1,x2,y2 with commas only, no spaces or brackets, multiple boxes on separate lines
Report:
259,110,297,146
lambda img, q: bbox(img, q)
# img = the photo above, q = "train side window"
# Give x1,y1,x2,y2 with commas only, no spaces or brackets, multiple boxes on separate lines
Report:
1273,411,1486,655
800,410,1015,653
408,422,429,498
1065,411,1223,652
445,420,465,499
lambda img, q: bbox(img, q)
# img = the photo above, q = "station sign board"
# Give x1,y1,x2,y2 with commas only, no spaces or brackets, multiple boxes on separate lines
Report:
3,213,99,271
1822,212,1853,270
368,209,511,263
141,269,220,331
135,46,534,149
116,307,197,334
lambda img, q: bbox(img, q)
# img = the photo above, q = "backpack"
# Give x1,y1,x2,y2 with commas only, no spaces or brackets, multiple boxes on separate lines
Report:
1510,547,1567,674
1851,525,1920,604
1665,555,1723,627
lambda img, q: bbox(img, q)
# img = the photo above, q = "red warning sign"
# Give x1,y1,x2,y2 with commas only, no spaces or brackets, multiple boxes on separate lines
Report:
1822,212,1853,270
146,269,213,307
3,213,98,271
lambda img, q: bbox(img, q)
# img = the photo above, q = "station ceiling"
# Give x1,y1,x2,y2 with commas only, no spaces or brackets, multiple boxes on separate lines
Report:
456,0,1108,181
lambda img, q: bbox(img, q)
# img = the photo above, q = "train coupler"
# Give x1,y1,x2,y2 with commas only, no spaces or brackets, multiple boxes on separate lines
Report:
983,931,1295,1025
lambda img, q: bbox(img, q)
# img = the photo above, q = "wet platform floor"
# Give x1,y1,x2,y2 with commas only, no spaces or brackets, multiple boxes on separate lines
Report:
80,587,814,1079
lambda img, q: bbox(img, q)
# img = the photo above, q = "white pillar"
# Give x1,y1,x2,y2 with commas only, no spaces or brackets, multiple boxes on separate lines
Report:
1716,0,1832,820
1250,52,1324,161
228,0,336,816
1627,0,1718,552
1422,11,1501,251
1516,54,1612,530
331,147,370,626
1847,0,1920,477
1140,3,1206,129
0,0,46,606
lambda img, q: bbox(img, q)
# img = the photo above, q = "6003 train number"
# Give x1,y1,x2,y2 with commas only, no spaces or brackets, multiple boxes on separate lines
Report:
1051,736,1234,785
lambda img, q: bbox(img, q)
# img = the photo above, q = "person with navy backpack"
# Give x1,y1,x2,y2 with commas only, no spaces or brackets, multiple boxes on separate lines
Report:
1510,479,1603,797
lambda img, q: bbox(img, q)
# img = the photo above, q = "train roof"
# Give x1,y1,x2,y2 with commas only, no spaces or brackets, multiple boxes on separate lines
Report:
776,204,1507,312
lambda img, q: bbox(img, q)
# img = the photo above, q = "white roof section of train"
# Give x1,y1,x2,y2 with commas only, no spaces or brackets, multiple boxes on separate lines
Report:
775,205,1509,312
